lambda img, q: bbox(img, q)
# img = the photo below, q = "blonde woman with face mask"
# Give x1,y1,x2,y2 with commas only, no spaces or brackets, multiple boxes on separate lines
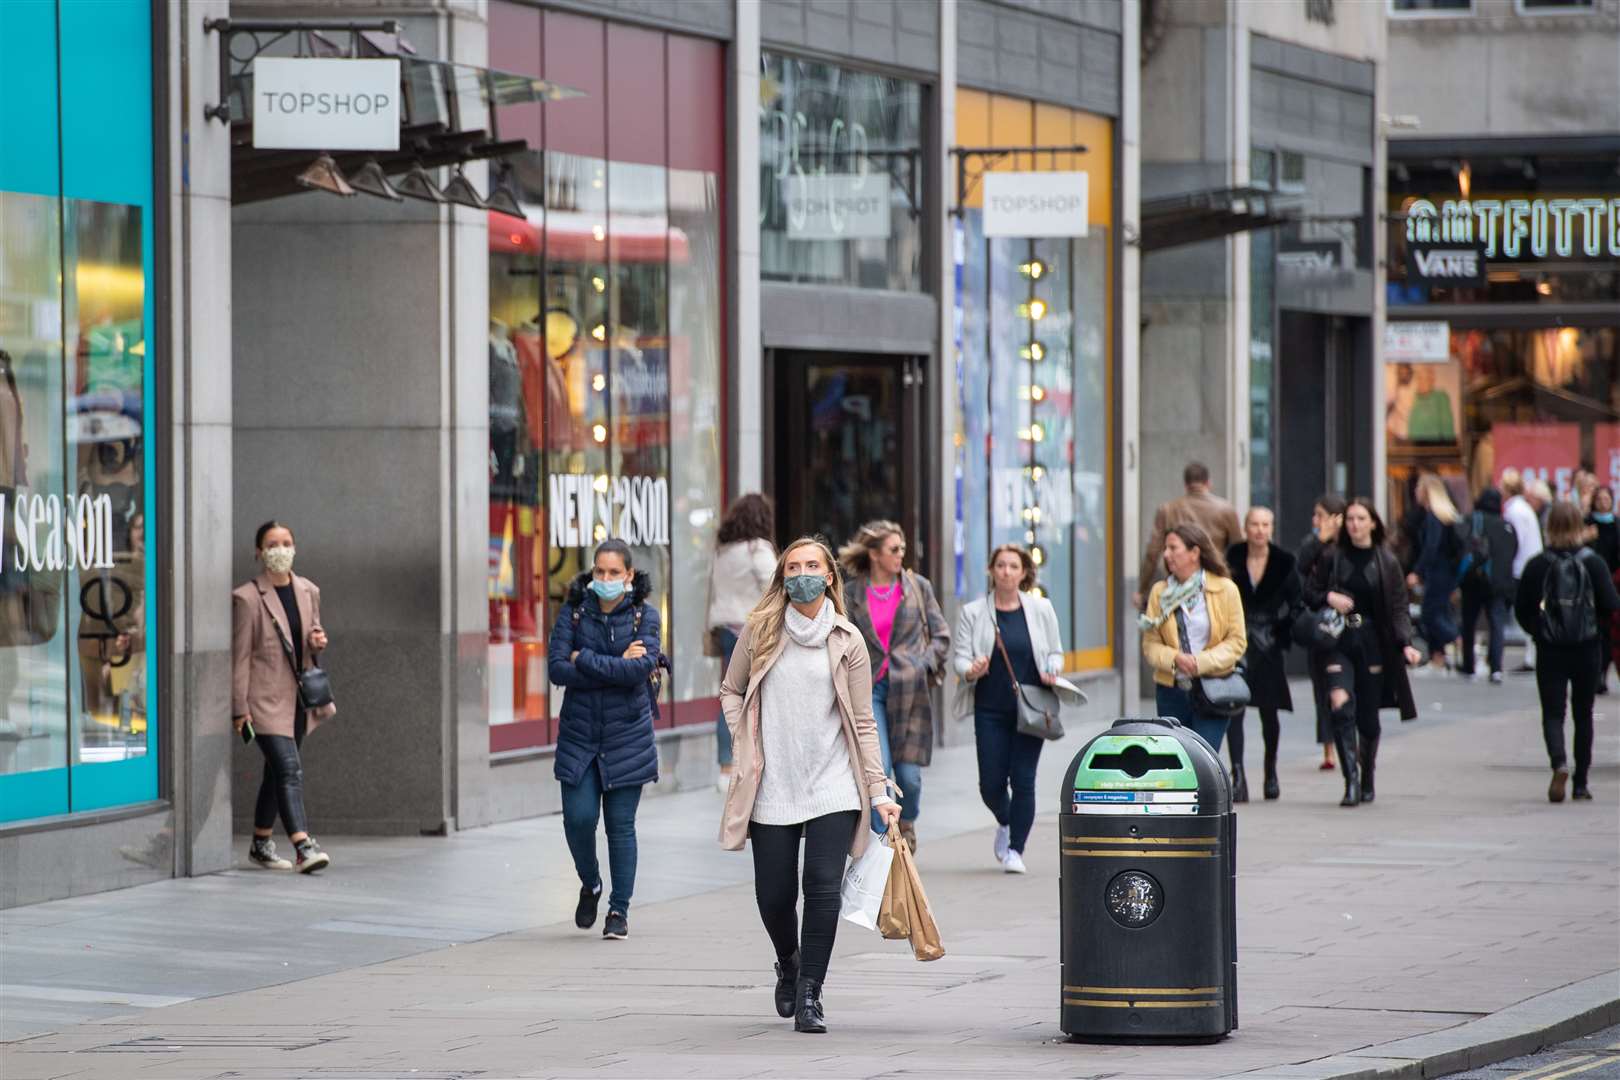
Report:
719,537,897,1035
231,521,335,873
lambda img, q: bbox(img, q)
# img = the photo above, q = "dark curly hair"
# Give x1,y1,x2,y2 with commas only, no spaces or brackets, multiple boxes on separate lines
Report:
716,493,775,546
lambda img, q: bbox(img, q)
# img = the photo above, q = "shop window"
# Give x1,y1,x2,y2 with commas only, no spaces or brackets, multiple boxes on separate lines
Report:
1,0,157,823
955,89,1114,670
485,4,724,753
1519,0,1593,9
760,53,923,292
1390,0,1472,12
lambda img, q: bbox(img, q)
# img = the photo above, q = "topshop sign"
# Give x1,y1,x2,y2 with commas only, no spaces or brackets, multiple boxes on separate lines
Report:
1404,195,1620,260
982,172,1090,238
253,58,400,150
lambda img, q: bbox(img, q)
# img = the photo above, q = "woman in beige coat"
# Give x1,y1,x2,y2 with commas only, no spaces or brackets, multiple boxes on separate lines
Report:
720,537,898,1035
231,521,335,873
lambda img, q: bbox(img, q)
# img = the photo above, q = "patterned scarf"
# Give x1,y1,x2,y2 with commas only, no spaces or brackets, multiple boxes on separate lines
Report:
1138,570,1204,631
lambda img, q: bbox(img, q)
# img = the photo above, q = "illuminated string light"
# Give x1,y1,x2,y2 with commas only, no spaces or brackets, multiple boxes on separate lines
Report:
592,373,607,392
592,423,607,443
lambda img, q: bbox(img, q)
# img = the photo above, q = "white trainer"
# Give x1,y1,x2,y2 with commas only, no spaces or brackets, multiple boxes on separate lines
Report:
1001,849,1027,874
993,824,1011,864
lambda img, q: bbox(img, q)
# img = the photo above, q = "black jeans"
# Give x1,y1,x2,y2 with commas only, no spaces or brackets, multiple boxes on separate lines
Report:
1535,641,1599,786
1227,707,1280,767
1322,630,1383,743
1459,585,1507,676
974,709,1044,853
254,712,309,838
749,810,860,984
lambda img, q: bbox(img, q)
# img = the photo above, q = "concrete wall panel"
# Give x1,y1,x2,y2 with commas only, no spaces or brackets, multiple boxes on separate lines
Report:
958,0,1121,115
763,0,940,74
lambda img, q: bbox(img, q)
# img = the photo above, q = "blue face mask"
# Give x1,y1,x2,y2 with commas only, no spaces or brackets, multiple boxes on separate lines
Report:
1595,512,1616,525
784,573,828,604
589,577,627,601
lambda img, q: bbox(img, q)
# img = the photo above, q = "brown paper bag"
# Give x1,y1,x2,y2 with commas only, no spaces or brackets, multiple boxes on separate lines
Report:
890,831,945,961
877,832,912,940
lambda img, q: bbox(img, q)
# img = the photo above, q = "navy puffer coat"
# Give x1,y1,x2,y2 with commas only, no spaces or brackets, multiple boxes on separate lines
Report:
548,570,660,790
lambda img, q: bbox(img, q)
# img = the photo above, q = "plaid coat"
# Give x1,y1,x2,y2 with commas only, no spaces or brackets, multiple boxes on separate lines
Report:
844,571,952,766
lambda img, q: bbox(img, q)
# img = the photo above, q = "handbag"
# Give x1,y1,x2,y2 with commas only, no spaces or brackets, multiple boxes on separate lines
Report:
993,623,1065,741
271,612,334,710
1174,607,1250,719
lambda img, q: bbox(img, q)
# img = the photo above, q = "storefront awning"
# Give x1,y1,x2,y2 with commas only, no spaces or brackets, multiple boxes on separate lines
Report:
205,19,581,205
1139,186,1302,252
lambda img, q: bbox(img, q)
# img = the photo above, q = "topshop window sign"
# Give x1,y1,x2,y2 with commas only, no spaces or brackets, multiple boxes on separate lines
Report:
783,174,892,240
548,474,670,549
1403,195,1620,260
252,58,400,151
982,172,1089,238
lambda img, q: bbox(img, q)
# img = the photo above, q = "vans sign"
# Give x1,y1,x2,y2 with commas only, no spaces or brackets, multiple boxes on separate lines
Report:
1407,242,1486,288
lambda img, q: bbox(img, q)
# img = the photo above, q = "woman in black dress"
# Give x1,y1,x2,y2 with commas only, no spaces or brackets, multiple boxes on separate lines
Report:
1227,507,1300,802
1297,494,1347,772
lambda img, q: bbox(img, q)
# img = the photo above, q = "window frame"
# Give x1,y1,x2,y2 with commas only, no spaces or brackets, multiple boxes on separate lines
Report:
1387,0,1474,16
1514,0,1594,13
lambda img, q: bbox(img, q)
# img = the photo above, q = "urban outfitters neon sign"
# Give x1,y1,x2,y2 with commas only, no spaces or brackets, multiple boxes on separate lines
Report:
1404,196,1620,259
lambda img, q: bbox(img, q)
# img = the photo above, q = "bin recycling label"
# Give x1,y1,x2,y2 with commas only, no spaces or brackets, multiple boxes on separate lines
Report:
1072,790,1199,815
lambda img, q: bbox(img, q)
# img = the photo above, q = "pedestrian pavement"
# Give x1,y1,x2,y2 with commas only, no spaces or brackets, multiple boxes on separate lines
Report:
2,663,1617,1079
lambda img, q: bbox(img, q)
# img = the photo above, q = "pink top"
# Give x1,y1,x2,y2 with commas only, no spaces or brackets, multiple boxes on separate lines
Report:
868,580,903,681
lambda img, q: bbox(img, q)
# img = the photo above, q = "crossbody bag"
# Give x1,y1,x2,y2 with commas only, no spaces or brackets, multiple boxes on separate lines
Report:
1174,606,1249,718
992,619,1064,741
270,610,334,710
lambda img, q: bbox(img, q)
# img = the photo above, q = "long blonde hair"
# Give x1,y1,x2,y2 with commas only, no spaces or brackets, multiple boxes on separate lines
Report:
839,519,903,577
746,536,847,661
1417,473,1459,525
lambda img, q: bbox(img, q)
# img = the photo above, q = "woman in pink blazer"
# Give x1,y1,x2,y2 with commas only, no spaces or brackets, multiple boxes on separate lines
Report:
231,521,335,873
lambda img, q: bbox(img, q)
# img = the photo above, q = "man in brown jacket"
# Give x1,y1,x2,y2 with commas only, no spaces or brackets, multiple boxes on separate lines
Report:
1135,462,1244,609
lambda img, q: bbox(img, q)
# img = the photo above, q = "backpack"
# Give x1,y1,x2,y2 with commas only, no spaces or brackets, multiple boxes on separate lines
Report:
1457,512,1492,587
572,602,671,721
1539,551,1597,645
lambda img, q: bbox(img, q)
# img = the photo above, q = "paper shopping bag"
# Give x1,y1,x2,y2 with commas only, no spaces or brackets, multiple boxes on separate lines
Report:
840,831,894,931
877,832,912,940
892,831,945,961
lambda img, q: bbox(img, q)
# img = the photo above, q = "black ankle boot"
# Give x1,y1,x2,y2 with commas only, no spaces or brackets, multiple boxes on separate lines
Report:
1358,734,1379,803
773,951,800,1019
793,976,826,1033
1263,751,1279,800
1230,763,1249,804
1334,727,1361,807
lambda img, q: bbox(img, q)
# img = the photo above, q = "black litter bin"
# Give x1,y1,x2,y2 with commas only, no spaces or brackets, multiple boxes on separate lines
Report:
1059,716,1236,1041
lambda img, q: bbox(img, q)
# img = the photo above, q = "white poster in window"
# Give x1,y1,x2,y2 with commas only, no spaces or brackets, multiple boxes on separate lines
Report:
1384,320,1450,362
782,173,891,240
253,58,400,150
548,473,670,549
982,172,1089,237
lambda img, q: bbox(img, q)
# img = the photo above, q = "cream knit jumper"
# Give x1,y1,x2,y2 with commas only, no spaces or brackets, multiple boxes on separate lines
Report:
750,599,864,826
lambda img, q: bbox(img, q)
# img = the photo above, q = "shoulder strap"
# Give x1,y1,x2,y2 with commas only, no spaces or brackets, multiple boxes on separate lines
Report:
269,610,303,678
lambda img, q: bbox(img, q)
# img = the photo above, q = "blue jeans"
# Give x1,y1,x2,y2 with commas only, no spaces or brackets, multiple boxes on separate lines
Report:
1156,683,1229,754
714,627,739,767
869,675,922,831
975,709,1044,853
560,764,643,914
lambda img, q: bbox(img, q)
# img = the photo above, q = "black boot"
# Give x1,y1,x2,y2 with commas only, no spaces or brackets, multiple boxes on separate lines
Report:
773,951,800,1019
1334,726,1361,807
1358,734,1379,804
1230,763,1249,804
793,976,826,1033
1263,748,1280,800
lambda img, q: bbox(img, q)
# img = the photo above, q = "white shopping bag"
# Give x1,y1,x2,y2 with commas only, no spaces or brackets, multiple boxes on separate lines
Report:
839,831,895,931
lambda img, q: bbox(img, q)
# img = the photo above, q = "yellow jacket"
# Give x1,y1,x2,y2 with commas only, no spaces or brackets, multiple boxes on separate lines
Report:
1141,573,1248,688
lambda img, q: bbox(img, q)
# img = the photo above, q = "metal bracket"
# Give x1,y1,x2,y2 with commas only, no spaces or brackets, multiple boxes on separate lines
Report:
202,17,409,124
948,144,1089,217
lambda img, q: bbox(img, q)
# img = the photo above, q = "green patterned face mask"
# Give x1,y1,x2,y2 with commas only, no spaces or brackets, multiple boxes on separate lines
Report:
263,546,296,575
784,573,829,604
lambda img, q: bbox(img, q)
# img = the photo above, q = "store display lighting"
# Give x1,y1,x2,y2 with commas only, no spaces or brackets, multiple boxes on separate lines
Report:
594,475,609,493
394,162,446,204
440,167,489,210
1018,299,1048,320
1029,422,1045,442
295,154,356,198
593,523,608,541
1030,545,1044,567
591,324,607,342
592,276,606,293
592,373,607,392
1029,506,1043,524
1030,384,1046,402
1020,342,1045,361
1025,530,1036,545
592,423,607,443
1019,260,1046,280
1536,281,1552,295
1030,465,1045,481
348,159,402,202
592,224,606,242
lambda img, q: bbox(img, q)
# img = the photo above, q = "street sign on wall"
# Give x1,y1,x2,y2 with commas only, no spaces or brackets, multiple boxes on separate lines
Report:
982,172,1089,237
252,58,400,150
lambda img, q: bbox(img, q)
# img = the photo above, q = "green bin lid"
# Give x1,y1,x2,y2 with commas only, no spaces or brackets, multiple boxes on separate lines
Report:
1070,734,1197,791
